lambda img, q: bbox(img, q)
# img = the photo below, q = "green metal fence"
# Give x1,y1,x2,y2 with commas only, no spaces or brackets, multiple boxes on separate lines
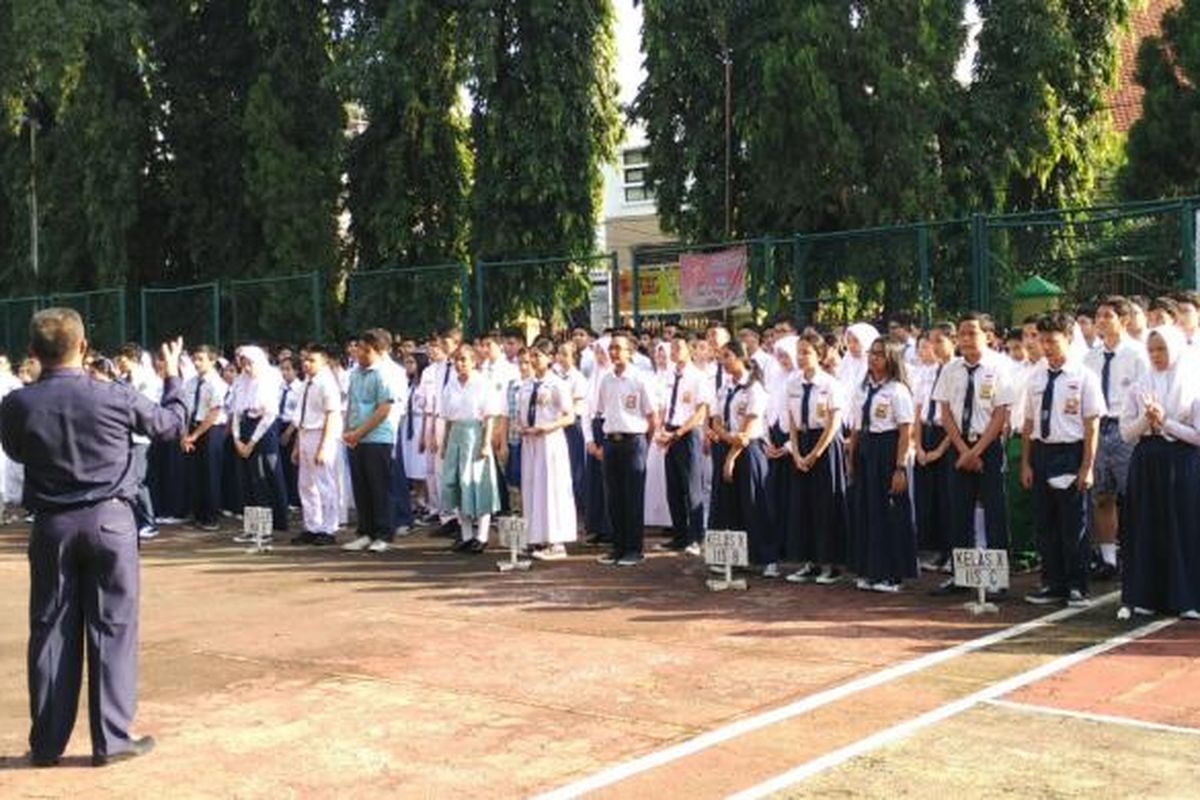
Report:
345,262,470,339
46,288,128,352
0,296,43,355
475,253,618,333
229,272,323,347
140,283,221,349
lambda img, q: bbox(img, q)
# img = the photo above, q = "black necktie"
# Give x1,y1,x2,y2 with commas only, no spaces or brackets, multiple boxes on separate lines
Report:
715,364,723,394
861,384,883,432
442,362,451,389
961,364,980,438
405,385,415,438
724,383,745,429
192,378,204,424
926,363,943,424
279,385,289,416
1041,369,1061,439
800,382,813,431
527,380,542,426
1101,351,1114,407
667,370,683,425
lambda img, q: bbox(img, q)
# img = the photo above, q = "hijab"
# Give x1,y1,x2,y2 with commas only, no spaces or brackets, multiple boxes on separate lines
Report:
837,323,879,391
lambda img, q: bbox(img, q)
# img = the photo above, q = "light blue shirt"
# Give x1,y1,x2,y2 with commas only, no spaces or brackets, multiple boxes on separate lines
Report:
347,363,396,445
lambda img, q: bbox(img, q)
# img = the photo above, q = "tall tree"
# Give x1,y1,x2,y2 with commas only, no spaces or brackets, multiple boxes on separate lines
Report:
468,0,621,326
1120,0,1200,199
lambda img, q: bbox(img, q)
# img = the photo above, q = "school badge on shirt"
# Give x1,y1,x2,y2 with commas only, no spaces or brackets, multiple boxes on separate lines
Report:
979,374,996,401
874,400,889,419
1064,382,1081,415
624,393,638,410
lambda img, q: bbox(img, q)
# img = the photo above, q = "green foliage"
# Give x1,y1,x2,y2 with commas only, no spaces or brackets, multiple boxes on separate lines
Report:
1120,0,1200,199
468,0,621,328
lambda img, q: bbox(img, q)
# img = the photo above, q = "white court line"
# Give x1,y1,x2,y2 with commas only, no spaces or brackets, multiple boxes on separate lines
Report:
532,590,1119,800
984,698,1200,738
727,617,1178,800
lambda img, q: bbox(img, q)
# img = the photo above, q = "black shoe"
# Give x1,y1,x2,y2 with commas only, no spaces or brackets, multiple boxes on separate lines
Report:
466,539,487,554
1024,586,1066,606
585,533,610,546
28,752,59,768
310,534,336,547
290,531,317,545
653,539,686,552
93,735,155,767
451,538,471,552
433,520,461,539
1091,561,1119,581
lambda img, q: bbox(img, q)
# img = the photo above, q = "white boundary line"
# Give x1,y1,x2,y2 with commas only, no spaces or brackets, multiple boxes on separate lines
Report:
727,617,1178,800
532,591,1119,800
984,698,1200,738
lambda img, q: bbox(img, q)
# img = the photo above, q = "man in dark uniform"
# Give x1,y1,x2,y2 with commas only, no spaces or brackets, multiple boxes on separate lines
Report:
0,308,187,767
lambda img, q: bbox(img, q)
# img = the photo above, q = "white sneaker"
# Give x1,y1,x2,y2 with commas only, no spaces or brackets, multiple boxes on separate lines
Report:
761,563,780,579
138,526,160,540
1116,606,1132,621
814,567,841,585
871,580,901,594
1067,589,1092,608
394,525,413,538
855,577,872,591
342,535,372,552
367,539,390,553
683,543,702,557
1134,606,1156,616
1181,609,1200,620
531,544,568,561
785,563,816,583
233,532,267,544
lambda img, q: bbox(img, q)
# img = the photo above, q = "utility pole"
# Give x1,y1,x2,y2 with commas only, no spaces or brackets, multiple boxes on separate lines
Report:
723,46,732,240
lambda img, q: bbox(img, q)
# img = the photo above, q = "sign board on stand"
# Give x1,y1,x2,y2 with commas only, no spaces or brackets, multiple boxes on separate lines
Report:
496,516,532,572
704,529,748,591
953,548,1010,615
243,506,273,554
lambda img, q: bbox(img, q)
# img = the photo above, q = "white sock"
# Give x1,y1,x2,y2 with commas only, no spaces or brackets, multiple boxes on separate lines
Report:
1100,543,1118,566
973,504,987,549
461,517,475,542
476,514,491,544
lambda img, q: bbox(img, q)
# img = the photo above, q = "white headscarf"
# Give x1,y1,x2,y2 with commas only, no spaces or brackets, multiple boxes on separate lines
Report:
767,335,800,427
236,345,283,416
838,323,879,390
585,337,613,416
1142,326,1197,421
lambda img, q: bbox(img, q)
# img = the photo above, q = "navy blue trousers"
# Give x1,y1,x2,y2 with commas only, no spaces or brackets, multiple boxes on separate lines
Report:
350,442,393,541
711,440,774,565
28,500,140,760
391,429,413,528
665,428,706,546
948,438,1009,550
565,418,587,518
1032,441,1090,595
915,426,954,554
189,424,226,526
603,434,647,559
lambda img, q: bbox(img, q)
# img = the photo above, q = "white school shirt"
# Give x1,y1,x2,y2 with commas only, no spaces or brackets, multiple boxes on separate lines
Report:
661,362,710,428
1008,359,1041,433
554,365,589,416
599,367,655,435
931,350,1015,439
852,380,915,434
750,348,772,376
183,371,229,427
482,357,521,406
516,375,571,429
441,372,500,422
1023,361,1106,443
378,356,409,432
1083,337,1148,419
785,370,844,432
278,378,303,425
297,369,343,432
126,364,162,446
720,379,769,440
911,361,945,427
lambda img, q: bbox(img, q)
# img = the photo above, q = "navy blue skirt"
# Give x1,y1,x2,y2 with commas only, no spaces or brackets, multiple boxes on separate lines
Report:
711,439,775,565
765,424,791,562
237,417,289,531
1122,436,1200,613
565,417,587,516
149,439,191,520
787,428,848,565
850,430,917,582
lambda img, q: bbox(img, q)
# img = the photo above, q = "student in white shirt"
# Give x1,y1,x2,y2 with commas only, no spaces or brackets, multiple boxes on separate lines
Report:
582,338,613,545
1118,325,1200,620
441,344,502,553
291,344,344,546
115,344,162,538
653,337,709,555
232,345,290,536
1084,295,1149,578
555,340,590,521
518,341,578,559
1020,311,1106,608
180,344,228,531
847,339,917,593
912,322,955,571
277,355,303,510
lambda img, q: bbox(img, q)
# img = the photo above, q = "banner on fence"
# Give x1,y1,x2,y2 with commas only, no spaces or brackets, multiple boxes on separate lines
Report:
620,245,749,315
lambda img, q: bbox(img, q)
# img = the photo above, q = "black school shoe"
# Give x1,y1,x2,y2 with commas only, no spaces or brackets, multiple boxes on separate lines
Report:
1024,586,1066,605
432,520,461,539
310,534,336,546
290,531,317,545
93,735,155,767
465,539,487,554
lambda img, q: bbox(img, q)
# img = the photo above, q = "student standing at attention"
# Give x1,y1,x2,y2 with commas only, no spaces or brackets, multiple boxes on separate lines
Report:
341,329,397,554
180,344,228,532
518,341,578,560
292,344,344,546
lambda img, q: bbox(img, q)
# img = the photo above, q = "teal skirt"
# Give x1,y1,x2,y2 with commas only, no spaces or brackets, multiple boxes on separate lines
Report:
441,420,500,518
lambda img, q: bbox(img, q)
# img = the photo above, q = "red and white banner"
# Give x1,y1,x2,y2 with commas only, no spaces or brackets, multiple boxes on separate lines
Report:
679,246,748,311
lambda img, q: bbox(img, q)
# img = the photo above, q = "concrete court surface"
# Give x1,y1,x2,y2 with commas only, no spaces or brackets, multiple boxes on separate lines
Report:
0,522,1197,799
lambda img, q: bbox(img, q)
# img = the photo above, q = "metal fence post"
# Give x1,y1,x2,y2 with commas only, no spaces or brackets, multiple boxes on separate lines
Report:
792,235,807,325
211,282,222,350
474,261,486,334
971,213,987,310
1182,201,1198,290
229,280,240,346
459,262,471,335
311,271,323,342
117,288,127,344
139,288,148,347
609,251,620,327
917,224,931,326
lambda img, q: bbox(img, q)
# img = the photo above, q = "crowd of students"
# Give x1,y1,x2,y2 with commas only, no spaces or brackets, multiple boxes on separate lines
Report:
4,290,1200,622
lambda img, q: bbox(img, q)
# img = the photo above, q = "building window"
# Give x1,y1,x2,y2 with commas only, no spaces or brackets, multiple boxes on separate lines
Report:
622,147,653,204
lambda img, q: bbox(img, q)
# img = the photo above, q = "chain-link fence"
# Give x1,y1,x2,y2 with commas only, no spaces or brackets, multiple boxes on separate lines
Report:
140,283,221,349
475,253,617,333
626,241,762,331
0,296,42,355
45,288,128,352
344,263,469,339
228,272,323,347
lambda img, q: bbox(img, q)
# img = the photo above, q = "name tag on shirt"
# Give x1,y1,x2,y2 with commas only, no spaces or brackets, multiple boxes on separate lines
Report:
682,391,693,404
979,376,996,401
624,393,638,410
874,401,889,419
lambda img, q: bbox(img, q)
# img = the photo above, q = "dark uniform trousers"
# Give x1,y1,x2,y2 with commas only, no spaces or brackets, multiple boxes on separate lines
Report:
190,424,227,525
351,442,394,541
949,438,1009,550
603,433,647,559
130,443,156,531
665,428,706,546
391,427,413,528
1032,441,1091,594
28,499,139,760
